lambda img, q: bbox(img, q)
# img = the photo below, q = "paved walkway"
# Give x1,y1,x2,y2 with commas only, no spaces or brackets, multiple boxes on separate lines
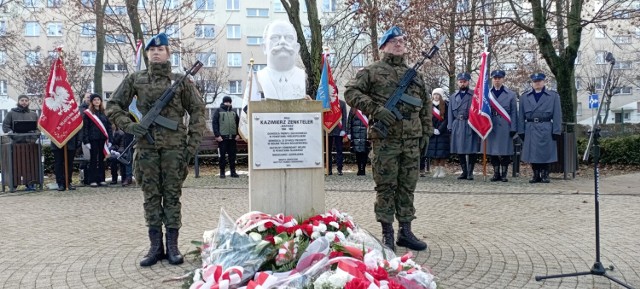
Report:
1,169,639,289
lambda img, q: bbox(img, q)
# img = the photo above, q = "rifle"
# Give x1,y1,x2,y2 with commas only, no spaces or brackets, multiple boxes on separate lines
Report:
118,60,204,164
371,35,446,138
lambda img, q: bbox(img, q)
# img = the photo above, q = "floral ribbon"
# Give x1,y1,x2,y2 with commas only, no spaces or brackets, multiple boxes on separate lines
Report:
190,265,243,289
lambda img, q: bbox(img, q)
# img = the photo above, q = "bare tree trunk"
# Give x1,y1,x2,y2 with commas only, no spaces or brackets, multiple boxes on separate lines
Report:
94,0,108,95
126,0,147,68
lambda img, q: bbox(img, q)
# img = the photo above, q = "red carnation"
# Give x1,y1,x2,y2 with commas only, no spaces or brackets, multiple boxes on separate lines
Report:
344,277,370,289
366,266,389,281
264,235,275,244
264,222,274,229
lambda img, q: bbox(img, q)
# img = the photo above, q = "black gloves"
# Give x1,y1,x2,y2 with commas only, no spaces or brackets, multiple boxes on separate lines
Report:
519,134,525,141
509,131,516,137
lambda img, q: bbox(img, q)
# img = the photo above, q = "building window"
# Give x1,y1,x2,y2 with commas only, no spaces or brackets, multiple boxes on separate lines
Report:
106,34,127,44
246,8,268,17
165,24,180,39
352,53,364,67
575,51,581,64
614,35,631,44
300,1,307,12
226,0,239,10
0,80,7,95
47,0,62,7
247,36,262,45
106,5,127,15
25,50,40,66
164,0,179,9
81,22,95,36
324,26,336,40
24,22,40,36
227,24,241,39
612,86,632,94
196,52,216,67
612,10,630,19
591,77,604,90
48,50,58,60
636,27,640,38
502,62,518,70
137,0,145,9
595,51,607,64
0,50,5,65
322,0,337,12
0,21,6,36
81,51,96,66
522,51,535,65
227,52,241,67
195,0,214,10
171,52,180,67
595,26,606,38
195,24,215,38
23,0,42,8
273,1,284,12
104,63,127,72
80,0,93,8
104,92,112,99
613,61,632,70
251,64,266,72
229,80,242,94
576,102,582,116
47,22,63,36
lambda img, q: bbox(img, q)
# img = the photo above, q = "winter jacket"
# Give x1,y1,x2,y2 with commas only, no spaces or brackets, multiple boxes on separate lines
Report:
346,109,369,153
212,103,239,139
82,110,113,144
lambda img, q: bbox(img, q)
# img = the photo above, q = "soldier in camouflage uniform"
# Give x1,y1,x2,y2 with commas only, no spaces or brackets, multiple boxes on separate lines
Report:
345,27,432,252
106,33,205,267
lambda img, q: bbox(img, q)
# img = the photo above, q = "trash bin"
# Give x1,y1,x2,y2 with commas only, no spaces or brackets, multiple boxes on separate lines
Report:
550,123,577,179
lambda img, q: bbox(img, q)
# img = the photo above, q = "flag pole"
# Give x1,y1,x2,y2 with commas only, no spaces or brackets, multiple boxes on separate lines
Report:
64,145,69,189
325,131,329,175
482,31,490,181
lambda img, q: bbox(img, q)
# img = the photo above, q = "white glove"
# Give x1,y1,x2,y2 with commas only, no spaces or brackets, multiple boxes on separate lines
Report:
110,150,116,155
84,143,91,150
114,152,121,158
347,134,351,140
107,142,112,148
339,131,346,137
434,129,440,135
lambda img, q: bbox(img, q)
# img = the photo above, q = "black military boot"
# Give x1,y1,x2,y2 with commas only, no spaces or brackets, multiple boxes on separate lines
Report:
501,165,509,182
457,157,468,180
381,222,395,251
396,222,427,251
490,166,501,182
140,228,165,267
230,163,239,178
467,162,475,180
541,169,550,183
165,228,184,265
529,169,541,183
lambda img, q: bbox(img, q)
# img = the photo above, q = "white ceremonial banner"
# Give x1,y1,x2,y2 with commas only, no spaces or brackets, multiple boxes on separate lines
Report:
251,112,322,170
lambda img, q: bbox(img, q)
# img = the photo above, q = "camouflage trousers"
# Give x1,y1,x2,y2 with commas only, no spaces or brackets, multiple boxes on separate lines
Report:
134,148,187,230
371,137,420,224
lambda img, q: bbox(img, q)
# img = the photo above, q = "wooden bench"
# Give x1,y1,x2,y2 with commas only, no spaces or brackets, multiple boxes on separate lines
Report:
194,134,248,178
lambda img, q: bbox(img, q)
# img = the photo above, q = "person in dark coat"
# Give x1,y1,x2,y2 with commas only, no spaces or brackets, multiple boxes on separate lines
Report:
425,88,450,178
51,133,79,191
212,96,240,178
109,125,126,184
448,73,480,180
483,70,518,182
517,73,562,183
346,108,370,176
78,92,91,185
82,93,113,187
2,94,39,143
327,94,347,175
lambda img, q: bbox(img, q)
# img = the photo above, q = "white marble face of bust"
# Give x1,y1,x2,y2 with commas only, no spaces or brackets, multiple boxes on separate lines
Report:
263,21,300,71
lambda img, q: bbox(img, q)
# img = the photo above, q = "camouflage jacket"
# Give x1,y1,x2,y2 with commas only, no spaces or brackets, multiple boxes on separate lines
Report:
106,61,205,154
344,53,432,139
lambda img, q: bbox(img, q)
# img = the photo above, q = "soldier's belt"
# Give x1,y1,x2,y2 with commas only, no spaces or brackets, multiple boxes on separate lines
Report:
525,117,552,123
456,115,469,120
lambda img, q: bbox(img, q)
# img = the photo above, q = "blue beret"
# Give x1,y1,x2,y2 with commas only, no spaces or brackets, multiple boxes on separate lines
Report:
490,70,506,78
530,73,546,81
145,33,169,50
378,26,404,49
456,72,471,81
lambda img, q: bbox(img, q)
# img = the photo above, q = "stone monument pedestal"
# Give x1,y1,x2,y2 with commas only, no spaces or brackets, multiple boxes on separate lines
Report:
248,99,325,218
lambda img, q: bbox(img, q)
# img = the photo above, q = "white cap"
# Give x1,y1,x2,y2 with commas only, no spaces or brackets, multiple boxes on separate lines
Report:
432,88,448,101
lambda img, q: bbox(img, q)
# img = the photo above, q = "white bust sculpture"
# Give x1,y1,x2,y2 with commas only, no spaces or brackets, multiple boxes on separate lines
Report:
256,20,306,100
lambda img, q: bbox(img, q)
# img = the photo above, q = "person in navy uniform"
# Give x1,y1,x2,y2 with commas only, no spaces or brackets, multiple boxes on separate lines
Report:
517,73,562,183
484,70,517,182
448,72,479,180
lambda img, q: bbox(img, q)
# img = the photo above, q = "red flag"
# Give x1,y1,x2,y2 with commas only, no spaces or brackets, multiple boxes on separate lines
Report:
38,47,83,148
468,51,493,140
321,54,342,132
